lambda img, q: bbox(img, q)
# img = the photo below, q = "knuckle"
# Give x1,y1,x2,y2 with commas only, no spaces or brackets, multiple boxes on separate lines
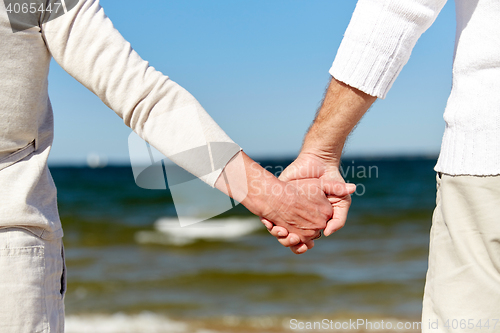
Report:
312,215,328,228
320,207,333,218
301,229,317,238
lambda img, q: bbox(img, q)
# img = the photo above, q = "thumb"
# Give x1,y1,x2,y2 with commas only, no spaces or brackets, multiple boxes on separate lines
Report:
321,180,353,197
278,162,299,182
346,183,356,194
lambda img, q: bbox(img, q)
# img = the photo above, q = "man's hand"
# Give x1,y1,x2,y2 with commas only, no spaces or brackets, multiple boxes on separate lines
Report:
262,77,376,254
255,176,336,243
280,152,356,236
215,151,336,244
261,152,356,253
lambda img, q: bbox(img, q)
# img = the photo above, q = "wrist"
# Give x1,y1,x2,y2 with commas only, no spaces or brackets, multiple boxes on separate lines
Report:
216,151,282,217
300,140,343,169
242,167,283,217
299,77,376,168
301,117,346,167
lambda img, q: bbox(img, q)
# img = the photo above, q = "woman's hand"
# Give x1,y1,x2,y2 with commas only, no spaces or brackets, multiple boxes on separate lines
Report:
261,152,356,254
215,151,338,246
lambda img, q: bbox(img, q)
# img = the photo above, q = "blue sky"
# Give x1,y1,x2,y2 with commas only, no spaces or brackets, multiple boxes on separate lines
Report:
47,0,457,165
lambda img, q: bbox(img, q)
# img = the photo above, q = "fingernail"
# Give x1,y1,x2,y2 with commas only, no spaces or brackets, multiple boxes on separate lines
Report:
277,231,285,237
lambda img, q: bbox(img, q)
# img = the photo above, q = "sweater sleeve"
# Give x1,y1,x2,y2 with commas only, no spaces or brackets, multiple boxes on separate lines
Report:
40,0,240,187
330,0,448,99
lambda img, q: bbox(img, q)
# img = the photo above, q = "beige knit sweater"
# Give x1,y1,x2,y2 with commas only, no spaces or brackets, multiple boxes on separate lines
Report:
0,0,239,238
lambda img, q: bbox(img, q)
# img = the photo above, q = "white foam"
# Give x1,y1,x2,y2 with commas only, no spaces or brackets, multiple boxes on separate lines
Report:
135,218,262,246
65,313,421,333
65,312,215,333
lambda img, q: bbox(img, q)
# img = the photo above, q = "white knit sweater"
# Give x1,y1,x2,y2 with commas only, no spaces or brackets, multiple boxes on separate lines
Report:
331,0,500,176
0,0,239,237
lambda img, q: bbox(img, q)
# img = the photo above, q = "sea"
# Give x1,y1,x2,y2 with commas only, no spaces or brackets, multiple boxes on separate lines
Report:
51,156,438,333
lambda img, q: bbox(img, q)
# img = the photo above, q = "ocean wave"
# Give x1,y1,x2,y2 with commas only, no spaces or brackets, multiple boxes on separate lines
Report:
65,312,191,333
65,312,421,333
134,217,262,246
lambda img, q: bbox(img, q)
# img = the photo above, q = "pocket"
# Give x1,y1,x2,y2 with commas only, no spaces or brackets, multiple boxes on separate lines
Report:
60,244,67,298
0,229,47,333
0,140,36,172
435,172,442,208
436,172,442,189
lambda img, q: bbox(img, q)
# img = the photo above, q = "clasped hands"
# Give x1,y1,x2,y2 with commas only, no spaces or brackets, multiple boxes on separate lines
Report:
258,152,355,254
215,149,355,255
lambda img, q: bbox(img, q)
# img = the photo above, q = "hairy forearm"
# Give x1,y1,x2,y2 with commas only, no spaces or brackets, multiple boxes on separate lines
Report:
302,77,377,166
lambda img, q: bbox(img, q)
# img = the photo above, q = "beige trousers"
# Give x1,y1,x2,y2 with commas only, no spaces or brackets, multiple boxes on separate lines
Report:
0,228,66,333
422,174,500,332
